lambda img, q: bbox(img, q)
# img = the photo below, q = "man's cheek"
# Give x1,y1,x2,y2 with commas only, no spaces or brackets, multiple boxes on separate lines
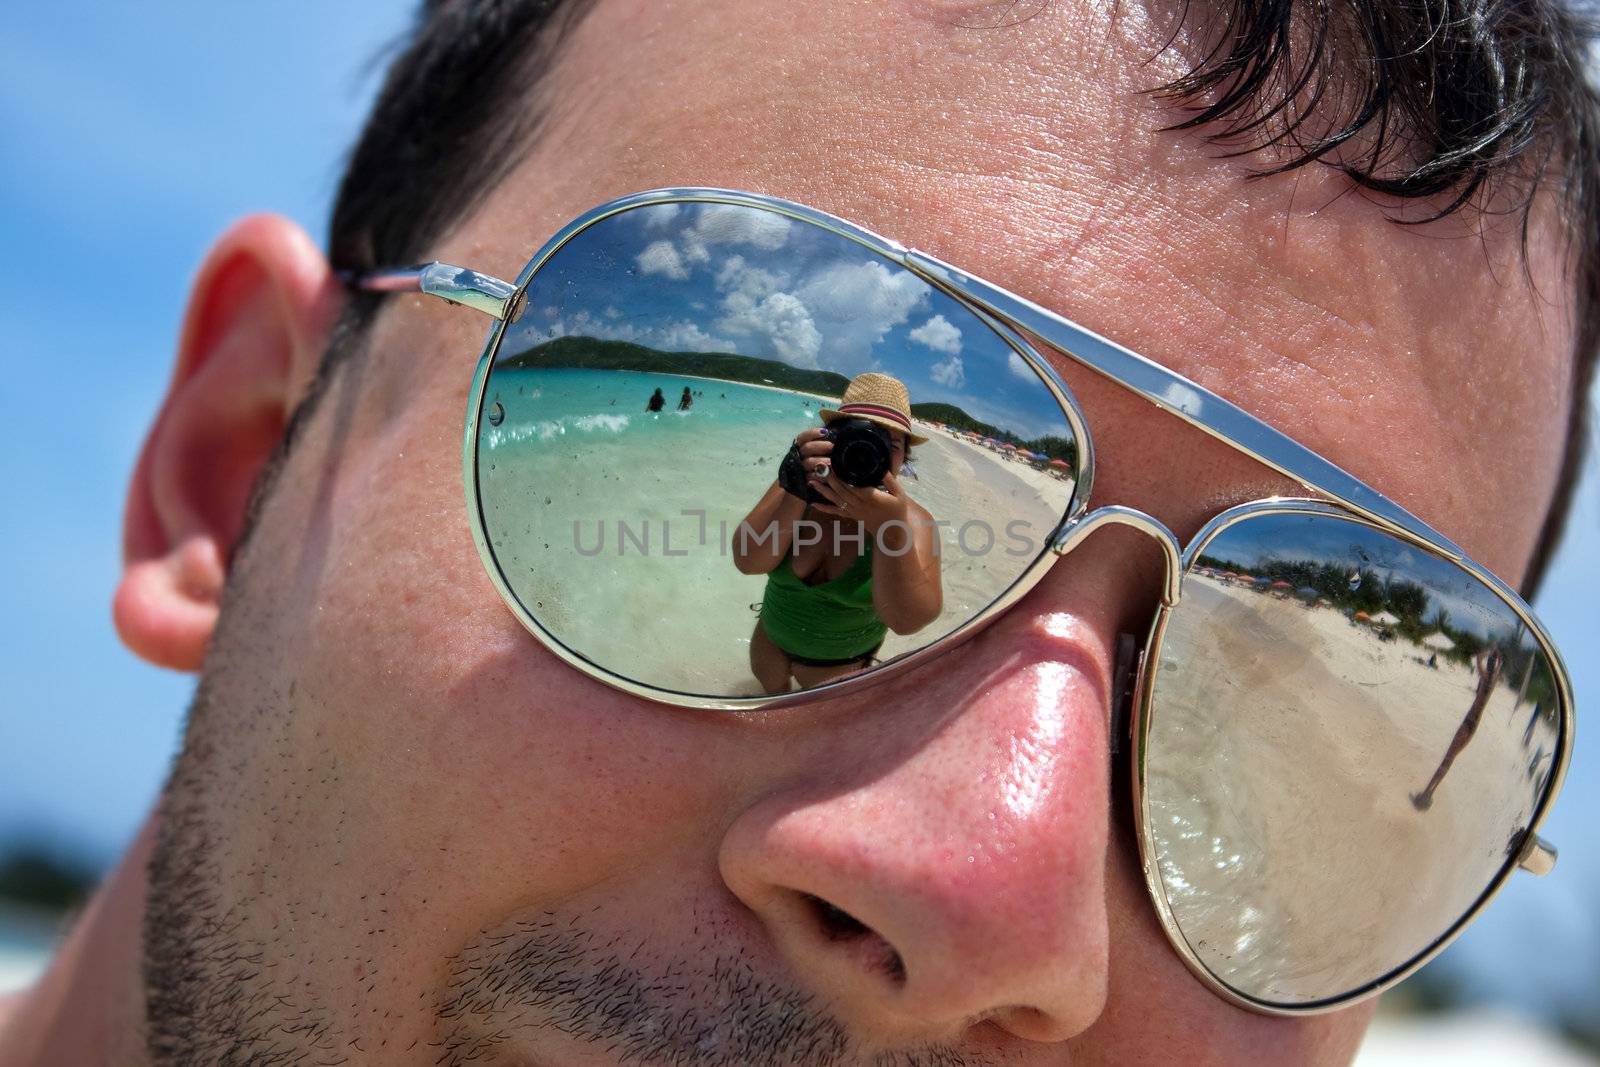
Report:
296,611,724,909
427,652,740,884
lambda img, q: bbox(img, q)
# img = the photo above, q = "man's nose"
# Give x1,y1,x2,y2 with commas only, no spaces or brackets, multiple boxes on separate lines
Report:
719,611,1115,1046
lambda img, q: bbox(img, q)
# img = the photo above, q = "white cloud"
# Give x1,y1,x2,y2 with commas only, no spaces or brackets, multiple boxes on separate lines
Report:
641,204,681,230
1008,351,1040,381
716,290,822,368
629,204,794,289
665,205,792,271
909,313,962,355
793,260,929,369
636,239,688,280
930,354,966,389
702,254,932,372
652,319,737,353
716,254,786,304
710,254,820,366
681,238,711,266
693,204,793,250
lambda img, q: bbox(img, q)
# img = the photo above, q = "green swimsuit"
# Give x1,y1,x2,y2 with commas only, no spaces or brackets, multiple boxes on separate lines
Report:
759,540,887,664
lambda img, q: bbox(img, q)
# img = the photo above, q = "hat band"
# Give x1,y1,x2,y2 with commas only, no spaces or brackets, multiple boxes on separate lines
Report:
838,402,911,432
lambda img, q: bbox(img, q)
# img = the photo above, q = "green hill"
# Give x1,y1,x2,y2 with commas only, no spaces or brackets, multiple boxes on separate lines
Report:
911,401,1077,464
500,335,1077,463
500,335,851,396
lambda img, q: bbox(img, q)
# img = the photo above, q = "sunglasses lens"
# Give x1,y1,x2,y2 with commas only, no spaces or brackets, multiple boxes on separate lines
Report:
471,200,1085,700
1141,507,1565,1008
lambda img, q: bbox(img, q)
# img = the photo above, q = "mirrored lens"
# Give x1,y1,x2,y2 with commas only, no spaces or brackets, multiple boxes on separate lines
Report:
472,200,1083,699
1142,507,1564,1007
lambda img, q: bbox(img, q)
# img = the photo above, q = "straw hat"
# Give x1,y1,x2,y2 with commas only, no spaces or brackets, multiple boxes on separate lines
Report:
819,372,928,445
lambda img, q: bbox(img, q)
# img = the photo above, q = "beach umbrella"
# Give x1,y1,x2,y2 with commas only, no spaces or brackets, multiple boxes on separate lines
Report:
1271,580,1294,590
1252,576,1273,587
1048,458,1069,468
1421,632,1456,652
1297,585,1319,600
1354,611,1371,621
1370,610,1401,626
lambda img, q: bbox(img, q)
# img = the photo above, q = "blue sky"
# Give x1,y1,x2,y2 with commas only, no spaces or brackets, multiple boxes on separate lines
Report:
1,1,1594,1023
510,200,1075,440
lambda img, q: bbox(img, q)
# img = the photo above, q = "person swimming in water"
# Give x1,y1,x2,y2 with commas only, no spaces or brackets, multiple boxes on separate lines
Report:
732,372,942,694
646,387,665,412
679,386,693,411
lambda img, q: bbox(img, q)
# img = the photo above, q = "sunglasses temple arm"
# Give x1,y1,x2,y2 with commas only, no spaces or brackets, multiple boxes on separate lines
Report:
339,262,524,322
1108,633,1140,757
904,251,1465,561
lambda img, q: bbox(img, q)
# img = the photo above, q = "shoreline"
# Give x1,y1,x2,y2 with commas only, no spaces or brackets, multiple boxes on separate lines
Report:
523,366,1071,470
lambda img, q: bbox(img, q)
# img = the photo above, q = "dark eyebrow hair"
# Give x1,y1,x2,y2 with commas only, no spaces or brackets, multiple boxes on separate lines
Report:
312,0,1595,597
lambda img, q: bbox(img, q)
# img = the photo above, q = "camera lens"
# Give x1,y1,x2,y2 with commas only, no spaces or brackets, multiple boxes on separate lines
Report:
830,419,893,487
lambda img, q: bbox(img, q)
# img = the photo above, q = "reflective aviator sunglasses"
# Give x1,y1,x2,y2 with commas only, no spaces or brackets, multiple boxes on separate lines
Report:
349,188,1573,1017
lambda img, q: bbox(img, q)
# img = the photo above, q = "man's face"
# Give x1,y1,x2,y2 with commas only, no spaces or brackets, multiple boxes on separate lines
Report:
146,0,1574,1063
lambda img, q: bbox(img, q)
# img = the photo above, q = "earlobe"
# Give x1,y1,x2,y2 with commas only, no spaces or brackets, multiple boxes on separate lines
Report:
113,538,227,673
113,215,342,671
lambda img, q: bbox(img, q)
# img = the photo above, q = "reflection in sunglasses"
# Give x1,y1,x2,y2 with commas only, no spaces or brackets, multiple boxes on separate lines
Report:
1144,513,1560,1007
474,197,1085,701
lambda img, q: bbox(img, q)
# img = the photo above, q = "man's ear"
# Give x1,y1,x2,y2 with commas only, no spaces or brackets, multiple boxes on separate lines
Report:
113,215,343,671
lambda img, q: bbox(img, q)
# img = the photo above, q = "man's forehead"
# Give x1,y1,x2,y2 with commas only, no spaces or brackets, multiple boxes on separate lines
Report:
414,0,1571,577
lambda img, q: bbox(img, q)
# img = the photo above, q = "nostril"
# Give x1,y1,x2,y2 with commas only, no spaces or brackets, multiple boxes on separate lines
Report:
800,893,907,984
807,893,869,939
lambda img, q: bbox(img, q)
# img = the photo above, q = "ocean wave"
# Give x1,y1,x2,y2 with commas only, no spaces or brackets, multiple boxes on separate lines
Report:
483,412,631,449
573,413,631,433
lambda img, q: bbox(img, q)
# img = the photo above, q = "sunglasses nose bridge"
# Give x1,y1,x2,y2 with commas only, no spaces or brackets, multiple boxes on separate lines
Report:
1051,507,1183,607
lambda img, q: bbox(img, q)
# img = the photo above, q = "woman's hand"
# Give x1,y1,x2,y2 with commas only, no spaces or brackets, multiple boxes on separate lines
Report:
795,426,833,478
809,468,912,538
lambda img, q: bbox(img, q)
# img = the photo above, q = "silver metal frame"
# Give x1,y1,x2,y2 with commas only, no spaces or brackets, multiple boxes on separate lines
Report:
348,187,1573,1018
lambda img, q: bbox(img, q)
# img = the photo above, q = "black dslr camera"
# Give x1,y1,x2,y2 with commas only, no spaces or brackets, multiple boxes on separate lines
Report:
778,418,894,504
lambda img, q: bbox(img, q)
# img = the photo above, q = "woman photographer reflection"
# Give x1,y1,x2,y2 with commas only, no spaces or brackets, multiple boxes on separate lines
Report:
733,373,942,693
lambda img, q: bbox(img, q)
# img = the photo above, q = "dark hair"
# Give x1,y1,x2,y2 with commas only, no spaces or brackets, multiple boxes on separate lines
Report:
1155,0,1600,595
314,0,596,372
317,0,1597,596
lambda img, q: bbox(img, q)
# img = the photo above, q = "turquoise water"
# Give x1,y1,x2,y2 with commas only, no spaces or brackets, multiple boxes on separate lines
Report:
474,366,1070,696
477,367,820,695
479,366,825,450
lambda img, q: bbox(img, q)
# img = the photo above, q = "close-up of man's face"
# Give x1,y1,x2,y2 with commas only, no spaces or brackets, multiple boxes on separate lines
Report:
22,0,1583,1064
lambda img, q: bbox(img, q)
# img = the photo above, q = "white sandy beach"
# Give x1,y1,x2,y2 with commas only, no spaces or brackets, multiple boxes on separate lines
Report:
1144,577,1557,1003
875,423,1074,661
